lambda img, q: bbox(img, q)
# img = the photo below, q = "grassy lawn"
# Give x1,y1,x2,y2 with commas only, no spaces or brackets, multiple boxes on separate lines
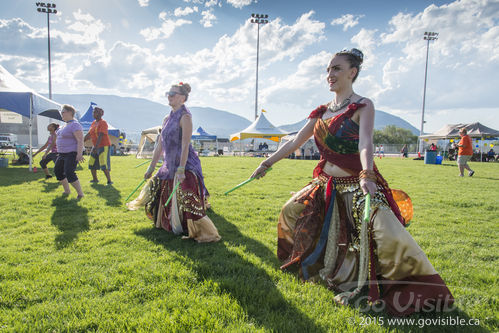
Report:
0,155,497,332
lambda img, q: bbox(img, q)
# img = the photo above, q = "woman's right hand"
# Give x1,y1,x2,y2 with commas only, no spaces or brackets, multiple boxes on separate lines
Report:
251,163,271,179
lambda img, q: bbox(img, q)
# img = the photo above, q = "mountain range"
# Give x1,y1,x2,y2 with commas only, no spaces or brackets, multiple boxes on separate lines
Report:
51,94,419,141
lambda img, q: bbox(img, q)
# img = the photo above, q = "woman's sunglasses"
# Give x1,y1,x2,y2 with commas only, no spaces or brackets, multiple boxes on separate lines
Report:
166,91,184,97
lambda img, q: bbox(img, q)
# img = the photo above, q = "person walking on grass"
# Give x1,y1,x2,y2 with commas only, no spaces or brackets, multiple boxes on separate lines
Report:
32,123,59,179
457,128,474,177
54,104,84,200
129,82,220,243
251,48,453,316
84,106,113,185
400,144,408,158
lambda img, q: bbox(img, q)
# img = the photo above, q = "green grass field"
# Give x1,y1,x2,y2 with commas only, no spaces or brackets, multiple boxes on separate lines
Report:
0,155,497,332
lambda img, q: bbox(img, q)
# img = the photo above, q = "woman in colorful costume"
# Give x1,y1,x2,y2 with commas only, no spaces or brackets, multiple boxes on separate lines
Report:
251,49,453,316
130,82,220,243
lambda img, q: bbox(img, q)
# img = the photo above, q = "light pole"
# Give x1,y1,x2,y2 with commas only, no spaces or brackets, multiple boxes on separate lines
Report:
418,31,438,154
35,2,58,100
250,13,269,120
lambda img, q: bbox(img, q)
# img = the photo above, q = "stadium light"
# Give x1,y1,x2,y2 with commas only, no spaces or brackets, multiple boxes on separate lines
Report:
35,2,58,100
250,13,269,120
418,31,439,154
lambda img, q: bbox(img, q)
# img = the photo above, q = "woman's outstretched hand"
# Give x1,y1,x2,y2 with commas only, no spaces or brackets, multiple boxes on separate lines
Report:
251,163,271,179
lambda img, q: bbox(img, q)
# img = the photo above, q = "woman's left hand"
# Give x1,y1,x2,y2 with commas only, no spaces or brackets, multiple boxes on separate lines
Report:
175,171,185,183
360,178,376,195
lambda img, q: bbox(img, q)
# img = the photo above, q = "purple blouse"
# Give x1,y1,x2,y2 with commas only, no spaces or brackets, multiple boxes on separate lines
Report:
156,105,207,193
56,120,83,153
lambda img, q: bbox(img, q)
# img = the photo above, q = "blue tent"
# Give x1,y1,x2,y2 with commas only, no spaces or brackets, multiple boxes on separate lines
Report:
192,126,217,140
80,102,120,137
0,65,61,120
0,64,62,171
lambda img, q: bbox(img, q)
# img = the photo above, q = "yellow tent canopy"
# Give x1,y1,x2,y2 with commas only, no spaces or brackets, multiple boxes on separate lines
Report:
229,113,288,142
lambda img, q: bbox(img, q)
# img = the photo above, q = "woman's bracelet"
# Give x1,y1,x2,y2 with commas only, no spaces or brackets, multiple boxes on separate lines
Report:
176,166,185,173
359,169,377,182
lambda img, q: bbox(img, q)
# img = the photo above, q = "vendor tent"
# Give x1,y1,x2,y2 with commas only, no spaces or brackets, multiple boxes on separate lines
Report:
420,122,499,139
420,122,499,161
230,113,288,142
459,122,499,138
0,64,62,170
419,124,464,139
136,125,161,159
192,126,217,141
192,126,218,152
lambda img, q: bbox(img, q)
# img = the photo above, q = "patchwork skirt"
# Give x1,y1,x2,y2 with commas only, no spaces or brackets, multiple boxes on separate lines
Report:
277,174,453,316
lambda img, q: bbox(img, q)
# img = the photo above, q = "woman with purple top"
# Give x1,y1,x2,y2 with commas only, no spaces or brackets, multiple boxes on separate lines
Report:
141,82,220,242
33,123,59,179
54,104,85,200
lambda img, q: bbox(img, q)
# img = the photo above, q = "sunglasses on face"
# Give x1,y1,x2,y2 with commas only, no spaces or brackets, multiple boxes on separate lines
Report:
166,91,184,97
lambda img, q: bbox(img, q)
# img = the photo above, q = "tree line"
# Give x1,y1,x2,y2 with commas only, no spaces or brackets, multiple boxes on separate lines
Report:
373,125,418,144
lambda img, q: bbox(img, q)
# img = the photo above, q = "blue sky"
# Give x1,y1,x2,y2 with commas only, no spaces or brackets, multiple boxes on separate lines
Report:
1,0,498,132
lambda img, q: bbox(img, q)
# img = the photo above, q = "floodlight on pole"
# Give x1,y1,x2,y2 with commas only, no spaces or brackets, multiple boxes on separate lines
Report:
418,31,438,154
250,13,269,120
35,2,58,100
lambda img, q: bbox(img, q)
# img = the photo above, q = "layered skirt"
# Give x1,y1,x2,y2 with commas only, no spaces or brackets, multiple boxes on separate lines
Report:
127,171,220,243
277,174,453,316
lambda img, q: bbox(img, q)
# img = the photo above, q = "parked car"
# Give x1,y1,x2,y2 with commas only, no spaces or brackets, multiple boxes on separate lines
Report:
0,133,17,149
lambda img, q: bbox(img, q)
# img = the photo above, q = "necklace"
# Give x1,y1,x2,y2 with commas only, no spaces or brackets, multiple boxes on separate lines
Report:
329,92,354,113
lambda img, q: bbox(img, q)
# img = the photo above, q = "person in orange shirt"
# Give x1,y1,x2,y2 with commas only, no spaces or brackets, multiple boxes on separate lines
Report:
456,128,474,177
84,106,113,185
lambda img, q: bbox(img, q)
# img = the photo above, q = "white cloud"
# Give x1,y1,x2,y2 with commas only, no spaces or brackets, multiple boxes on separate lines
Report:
226,0,256,9
368,0,499,122
261,51,333,114
331,14,364,31
262,11,326,63
174,6,199,17
140,13,192,41
63,10,106,46
204,0,219,7
200,9,216,27
137,0,149,7
350,28,378,69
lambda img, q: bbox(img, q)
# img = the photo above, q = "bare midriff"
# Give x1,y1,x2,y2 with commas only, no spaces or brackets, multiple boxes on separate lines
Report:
323,161,352,177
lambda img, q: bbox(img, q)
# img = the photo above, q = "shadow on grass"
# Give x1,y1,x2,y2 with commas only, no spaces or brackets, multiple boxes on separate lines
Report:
51,196,89,249
42,180,59,193
91,183,122,206
0,167,46,186
135,210,326,332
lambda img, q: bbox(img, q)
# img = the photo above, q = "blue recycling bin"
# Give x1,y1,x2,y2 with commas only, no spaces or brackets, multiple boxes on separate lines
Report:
424,151,437,164
0,157,9,168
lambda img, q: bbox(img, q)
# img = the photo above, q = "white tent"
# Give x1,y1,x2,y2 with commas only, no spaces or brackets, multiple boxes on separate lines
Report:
420,122,499,140
230,113,288,143
0,64,62,170
136,126,161,159
420,122,499,160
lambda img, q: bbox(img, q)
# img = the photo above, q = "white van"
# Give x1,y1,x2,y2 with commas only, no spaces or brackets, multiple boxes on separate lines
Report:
0,133,18,148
